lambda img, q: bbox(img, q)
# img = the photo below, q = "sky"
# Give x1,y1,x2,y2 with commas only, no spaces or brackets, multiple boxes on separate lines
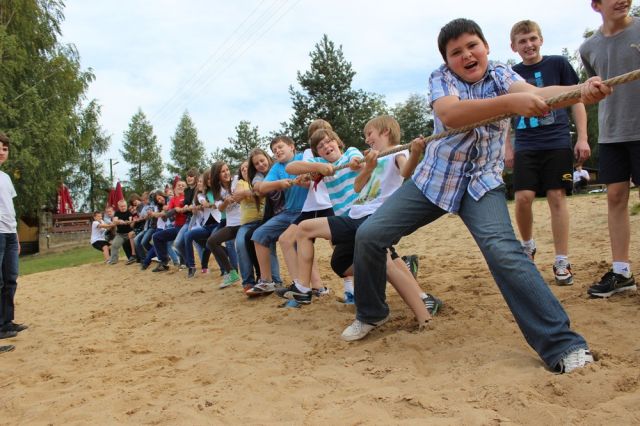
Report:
59,0,613,183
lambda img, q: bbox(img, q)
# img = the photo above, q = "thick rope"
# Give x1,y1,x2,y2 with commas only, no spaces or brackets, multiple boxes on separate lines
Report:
325,68,640,173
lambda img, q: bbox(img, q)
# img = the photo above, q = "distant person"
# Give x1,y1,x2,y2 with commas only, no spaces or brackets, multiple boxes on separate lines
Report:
107,199,135,265
573,164,591,193
0,132,28,353
90,211,111,262
580,0,639,297
508,19,590,286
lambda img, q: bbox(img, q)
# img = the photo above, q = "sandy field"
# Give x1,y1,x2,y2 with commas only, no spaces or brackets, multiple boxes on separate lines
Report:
1,193,639,425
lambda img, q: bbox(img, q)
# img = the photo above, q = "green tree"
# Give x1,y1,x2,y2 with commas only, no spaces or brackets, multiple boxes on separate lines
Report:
211,120,267,171
168,110,206,176
120,109,163,193
0,0,93,216
391,93,434,143
282,35,387,151
65,100,111,212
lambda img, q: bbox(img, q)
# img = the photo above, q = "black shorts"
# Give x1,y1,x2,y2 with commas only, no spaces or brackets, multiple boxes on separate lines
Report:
599,141,640,185
513,149,573,194
92,241,110,251
330,242,400,277
293,207,334,225
327,215,370,245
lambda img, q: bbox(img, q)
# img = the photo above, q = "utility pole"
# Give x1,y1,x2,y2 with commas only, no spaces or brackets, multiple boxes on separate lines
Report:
109,158,119,186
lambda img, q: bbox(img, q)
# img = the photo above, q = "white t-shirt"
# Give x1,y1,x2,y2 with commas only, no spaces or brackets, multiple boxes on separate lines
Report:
301,148,332,212
573,169,590,183
216,182,241,227
0,171,17,233
349,150,408,220
91,220,107,244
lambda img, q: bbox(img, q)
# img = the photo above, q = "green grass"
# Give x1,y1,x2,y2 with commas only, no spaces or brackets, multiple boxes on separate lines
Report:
631,202,640,216
19,246,101,276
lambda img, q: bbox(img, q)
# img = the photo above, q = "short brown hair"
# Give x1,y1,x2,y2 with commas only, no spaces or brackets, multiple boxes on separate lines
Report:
186,167,199,178
510,20,542,43
0,132,11,147
307,119,332,139
309,129,345,157
364,115,401,146
270,135,295,151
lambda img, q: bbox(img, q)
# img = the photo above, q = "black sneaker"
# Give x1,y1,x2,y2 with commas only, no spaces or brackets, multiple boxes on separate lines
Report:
187,267,197,278
0,345,15,353
2,322,28,333
421,293,443,315
125,258,137,265
275,282,312,304
152,263,170,273
140,263,150,271
588,271,636,298
402,255,419,279
0,330,18,340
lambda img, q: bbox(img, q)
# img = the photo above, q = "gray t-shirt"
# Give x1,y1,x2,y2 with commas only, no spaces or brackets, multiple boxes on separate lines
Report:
579,17,640,144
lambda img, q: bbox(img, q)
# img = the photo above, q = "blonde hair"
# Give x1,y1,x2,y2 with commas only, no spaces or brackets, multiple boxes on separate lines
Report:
307,119,333,139
510,20,542,43
364,115,401,146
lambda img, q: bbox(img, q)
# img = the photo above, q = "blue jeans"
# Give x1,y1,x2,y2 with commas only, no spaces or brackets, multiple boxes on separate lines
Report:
153,226,182,265
353,181,588,369
184,224,216,268
235,221,281,285
172,224,189,260
134,227,155,260
0,233,19,326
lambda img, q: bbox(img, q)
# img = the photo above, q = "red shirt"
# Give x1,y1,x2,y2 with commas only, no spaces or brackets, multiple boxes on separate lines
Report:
168,194,187,226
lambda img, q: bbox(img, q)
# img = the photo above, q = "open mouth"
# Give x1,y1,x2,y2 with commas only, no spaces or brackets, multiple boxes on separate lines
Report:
464,61,478,70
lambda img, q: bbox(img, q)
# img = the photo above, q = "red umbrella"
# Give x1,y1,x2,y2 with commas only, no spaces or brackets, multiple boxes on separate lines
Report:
56,183,75,214
107,181,124,209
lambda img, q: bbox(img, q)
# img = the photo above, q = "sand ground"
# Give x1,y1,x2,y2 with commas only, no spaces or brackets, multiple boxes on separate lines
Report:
1,193,639,425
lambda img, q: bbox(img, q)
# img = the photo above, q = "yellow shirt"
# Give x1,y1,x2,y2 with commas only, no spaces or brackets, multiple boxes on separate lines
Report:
237,179,263,224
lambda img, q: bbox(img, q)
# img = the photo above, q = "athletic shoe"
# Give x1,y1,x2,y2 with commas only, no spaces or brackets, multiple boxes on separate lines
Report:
555,348,594,374
522,244,536,261
219,270,240,289
125,258,137,265
553,260,574,286
587,271,636,298
312,287,330,297
246,279,275,296
140,263,150,271
201,268,209,274
187,267,197,278
242,284,254,294
1,322,28,333
341,316,389,342
421,293,443,316
0,330,18,340
0,345,14,353
151,257,160,263
152,263,169,273
178,263,187,270
275,283,312,304
336,291,355,305
402,254,419,279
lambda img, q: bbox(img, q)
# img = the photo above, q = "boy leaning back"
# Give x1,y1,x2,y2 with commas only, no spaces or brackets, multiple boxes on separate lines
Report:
579,0,639,298
508,19,590,286
346,18,611,373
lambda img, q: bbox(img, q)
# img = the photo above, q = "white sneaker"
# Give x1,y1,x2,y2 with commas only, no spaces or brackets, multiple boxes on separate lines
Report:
553,260,574,286
246,279,275,295
341,316,388,342
556,348,594,374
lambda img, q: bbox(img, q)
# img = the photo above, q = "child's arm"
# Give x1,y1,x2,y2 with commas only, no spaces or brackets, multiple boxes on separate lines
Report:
400,137,426,178
570,103,590,163
286,161,334,176
354,150,379,193
253,178,293,195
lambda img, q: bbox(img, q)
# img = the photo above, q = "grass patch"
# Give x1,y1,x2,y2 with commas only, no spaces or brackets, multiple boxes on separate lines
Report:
631,202,640,216
19,246,101,276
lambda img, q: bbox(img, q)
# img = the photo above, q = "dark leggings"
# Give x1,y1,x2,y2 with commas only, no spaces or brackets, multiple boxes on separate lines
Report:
206,226,240,272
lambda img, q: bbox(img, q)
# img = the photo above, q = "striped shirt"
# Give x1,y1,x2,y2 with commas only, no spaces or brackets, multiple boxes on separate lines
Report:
412,61,522,213
309,147,364,216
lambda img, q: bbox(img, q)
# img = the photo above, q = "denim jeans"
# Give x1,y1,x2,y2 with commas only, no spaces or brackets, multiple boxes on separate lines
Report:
184,224,216,268
235,221,281,285
153,226,182,265
353,180,588,369
0,233,19,326
134,227,154,260
172,224,189,260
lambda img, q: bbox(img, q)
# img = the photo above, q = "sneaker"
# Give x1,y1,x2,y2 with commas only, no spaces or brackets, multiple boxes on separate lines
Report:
0,330,18,340
201,268,209,274
246,279,275,296
140,263,150,271
522,244,537,261
341,316,389,342
553,260,574,286
187,267,197,278
0,345,15,353
275,283,312,304
402,254,419,279
421,294,443,316
152,263,169,273
1,322,28,333
219,270,240,289
178,263,187,270
587,271,636,298
151,257,160,263
337,291,355,305
242,284,254,294
126,258,137,265
555,348,594,374
312,287,330,297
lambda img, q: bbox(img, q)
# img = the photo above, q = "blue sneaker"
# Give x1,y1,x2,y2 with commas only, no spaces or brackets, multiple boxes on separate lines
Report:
339,291,354,305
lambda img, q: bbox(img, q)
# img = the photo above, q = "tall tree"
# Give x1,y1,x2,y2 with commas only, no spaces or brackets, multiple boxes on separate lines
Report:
65,100,110,212
391,93,434,143
168,110,206,176
0,0,93,216
211,120,267,171
120,109,163,193
282,35,387,151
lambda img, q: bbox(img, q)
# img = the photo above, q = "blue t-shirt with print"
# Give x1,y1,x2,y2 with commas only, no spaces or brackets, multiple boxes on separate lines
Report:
265,152,307,212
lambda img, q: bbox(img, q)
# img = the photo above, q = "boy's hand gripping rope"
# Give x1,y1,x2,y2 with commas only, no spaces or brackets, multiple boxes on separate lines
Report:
310,68,640,186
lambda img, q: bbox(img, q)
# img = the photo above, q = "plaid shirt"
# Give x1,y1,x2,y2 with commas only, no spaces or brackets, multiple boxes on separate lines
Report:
412,61,523,213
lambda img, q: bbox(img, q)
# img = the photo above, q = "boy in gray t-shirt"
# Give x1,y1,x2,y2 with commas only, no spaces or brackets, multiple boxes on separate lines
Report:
579,1,639,297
